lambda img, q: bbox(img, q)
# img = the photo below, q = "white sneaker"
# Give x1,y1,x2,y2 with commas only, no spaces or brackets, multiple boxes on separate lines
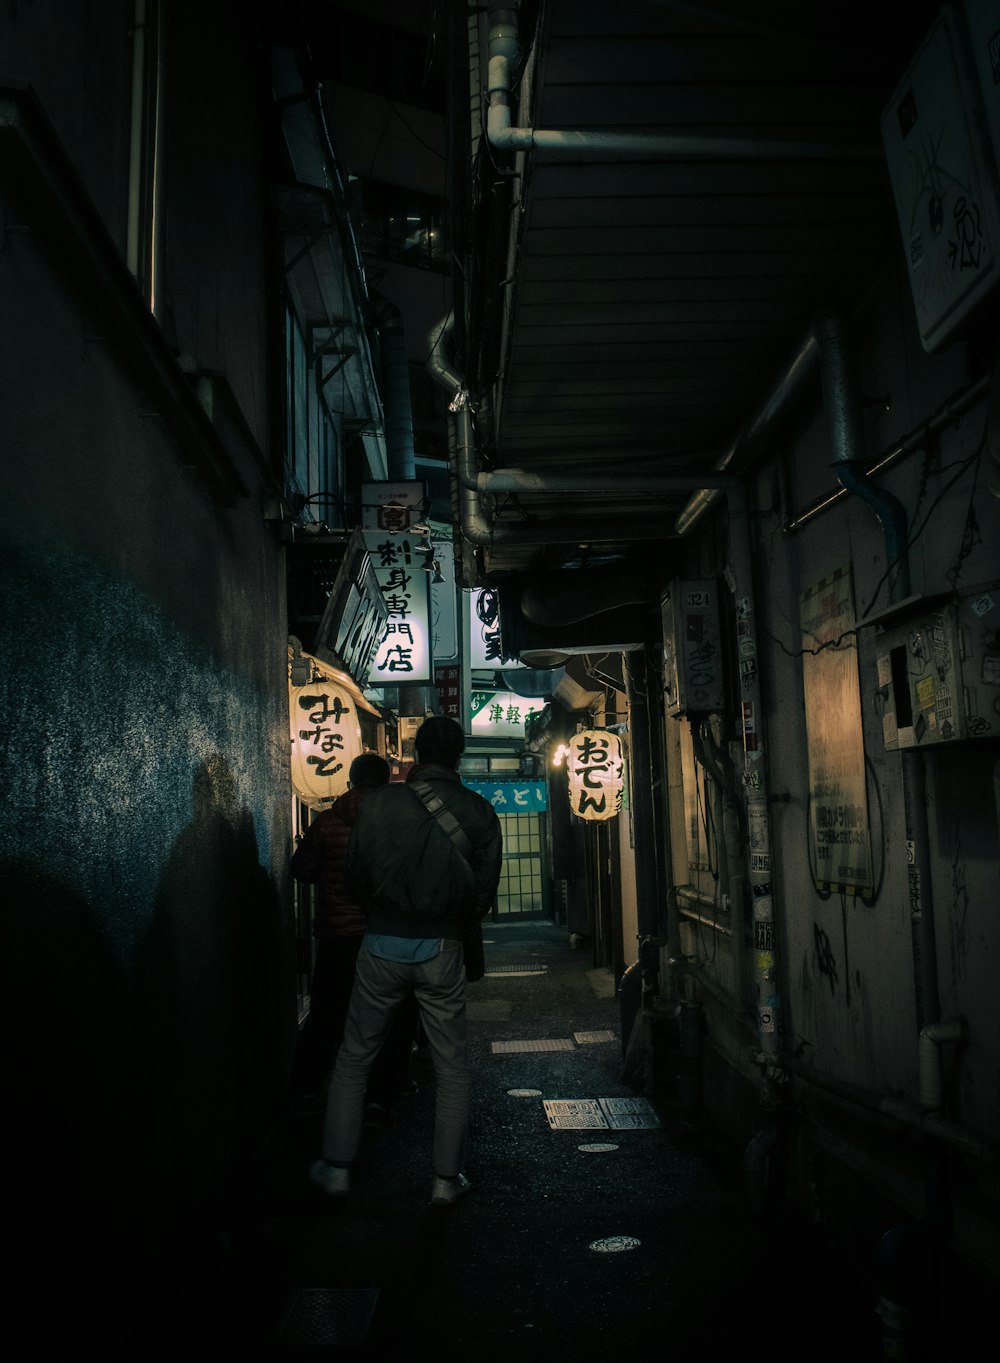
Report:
430,1172,471,1206
309,1159,350,1196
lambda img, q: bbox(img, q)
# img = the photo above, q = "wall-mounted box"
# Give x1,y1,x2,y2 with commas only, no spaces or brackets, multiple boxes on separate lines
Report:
661,579,725,716
881,4,1000,352
874,584,1000,748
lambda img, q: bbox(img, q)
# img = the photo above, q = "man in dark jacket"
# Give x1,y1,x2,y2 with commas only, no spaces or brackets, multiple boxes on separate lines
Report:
290,752,414,1111
310,716,502,1205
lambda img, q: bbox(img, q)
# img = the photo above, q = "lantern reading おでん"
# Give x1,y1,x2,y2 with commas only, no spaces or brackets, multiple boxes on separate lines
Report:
566,730,624,821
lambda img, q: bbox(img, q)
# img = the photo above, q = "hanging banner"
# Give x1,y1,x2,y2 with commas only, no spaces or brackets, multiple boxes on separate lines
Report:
566,730,625,822
312,530,388,688
364,530,433,683
289,682,363,806
799,566,874,896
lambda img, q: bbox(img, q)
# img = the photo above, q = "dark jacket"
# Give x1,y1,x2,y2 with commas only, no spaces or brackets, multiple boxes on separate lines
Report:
345,764,503,941
290,786,375,939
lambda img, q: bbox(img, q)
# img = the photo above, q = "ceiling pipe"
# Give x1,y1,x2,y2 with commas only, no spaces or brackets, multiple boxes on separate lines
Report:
675,329,819,535
487,52,881,162
428,315,689,549
474,468,737,494
372,293,415,482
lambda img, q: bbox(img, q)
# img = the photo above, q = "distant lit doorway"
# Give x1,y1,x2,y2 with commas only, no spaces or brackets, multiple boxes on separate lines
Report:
494,810,548,918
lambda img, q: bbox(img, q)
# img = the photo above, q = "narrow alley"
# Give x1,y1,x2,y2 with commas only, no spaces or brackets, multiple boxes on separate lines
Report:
169,919,891,1362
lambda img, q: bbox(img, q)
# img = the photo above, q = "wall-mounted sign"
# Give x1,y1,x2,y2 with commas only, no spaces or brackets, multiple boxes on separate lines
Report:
431,530,458,661
361,480,426,532
567,730,625,822
469,689,542,739
312,529,387,687
435,664,461,720
289,682,363,806
800,566,874,896
364,530,433,683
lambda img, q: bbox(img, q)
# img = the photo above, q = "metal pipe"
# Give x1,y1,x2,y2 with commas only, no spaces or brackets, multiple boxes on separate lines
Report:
918,1018,966,1112
783,375,991,534
372,294,415,481
486,55,880,161
475,468,737,494
675,330,819,536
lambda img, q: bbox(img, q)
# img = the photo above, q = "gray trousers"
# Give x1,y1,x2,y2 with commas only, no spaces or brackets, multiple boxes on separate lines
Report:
321,939,470,1178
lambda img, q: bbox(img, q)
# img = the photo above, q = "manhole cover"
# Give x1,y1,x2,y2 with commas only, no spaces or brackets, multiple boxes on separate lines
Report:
578,1142,620,1153
589,1236,641,1254
507,1088,543,1097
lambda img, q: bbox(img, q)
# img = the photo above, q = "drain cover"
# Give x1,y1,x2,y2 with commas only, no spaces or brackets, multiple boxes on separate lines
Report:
578,1142,620,1153
589,1236,641,1253
491,1038,574,1054
273,1288,378,1346
507,1088,543,1097
485,963,549,973
573,1030,616,1045
541,1097,660,1130
544,1099,608,1129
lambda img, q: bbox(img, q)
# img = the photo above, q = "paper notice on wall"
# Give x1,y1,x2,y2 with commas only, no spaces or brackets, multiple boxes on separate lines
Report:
799,566,874,897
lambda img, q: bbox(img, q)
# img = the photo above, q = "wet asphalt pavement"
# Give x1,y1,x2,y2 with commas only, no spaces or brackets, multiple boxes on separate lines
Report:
173,919,883,1361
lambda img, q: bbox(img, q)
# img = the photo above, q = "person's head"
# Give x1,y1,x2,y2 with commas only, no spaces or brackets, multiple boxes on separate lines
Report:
414,715,465,771
348,753,391,789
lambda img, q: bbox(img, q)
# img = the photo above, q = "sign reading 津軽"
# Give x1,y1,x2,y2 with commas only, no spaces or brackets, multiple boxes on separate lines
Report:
469,690,541,739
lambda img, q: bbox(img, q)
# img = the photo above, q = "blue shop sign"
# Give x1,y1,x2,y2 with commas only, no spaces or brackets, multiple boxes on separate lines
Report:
463,779,548,812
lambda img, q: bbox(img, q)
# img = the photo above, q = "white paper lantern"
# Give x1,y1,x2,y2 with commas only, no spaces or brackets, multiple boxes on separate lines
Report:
566,730,624,822
289,682,363,806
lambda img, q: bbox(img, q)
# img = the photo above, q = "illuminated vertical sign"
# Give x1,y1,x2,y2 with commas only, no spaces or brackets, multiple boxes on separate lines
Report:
364,530,433,683
566,730,625,822
466,587,526,670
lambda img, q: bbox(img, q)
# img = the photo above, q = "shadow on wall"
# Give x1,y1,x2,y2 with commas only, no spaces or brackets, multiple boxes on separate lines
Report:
1,754,286,1348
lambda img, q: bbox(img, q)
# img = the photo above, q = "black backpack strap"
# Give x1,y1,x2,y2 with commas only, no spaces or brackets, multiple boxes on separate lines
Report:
410,778,474,866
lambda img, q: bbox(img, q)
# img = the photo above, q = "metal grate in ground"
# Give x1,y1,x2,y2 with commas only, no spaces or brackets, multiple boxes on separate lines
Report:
484,963,548,975
272,1288,378,1347
543,1097,660,1130
491,1038,575,1054
573,1030,616,1045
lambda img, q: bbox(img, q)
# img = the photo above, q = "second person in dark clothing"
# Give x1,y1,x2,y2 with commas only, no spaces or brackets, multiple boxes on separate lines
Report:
289,752,416,1116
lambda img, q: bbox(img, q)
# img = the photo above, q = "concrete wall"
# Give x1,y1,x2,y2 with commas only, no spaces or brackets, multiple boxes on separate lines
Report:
0,2,296,1334
673,252,1000,1277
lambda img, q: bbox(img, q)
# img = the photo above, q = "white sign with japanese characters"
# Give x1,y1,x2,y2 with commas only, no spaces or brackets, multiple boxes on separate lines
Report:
364,531,433,684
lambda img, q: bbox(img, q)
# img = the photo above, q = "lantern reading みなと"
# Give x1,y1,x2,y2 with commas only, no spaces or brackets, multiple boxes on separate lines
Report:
289,683,362,806
566,730,624,821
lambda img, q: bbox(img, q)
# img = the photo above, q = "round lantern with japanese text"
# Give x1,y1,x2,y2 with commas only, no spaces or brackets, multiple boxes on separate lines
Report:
289,682,362,807
566,730,625,822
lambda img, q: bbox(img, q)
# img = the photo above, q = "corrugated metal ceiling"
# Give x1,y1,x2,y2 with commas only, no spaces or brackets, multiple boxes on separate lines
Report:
474,0,942,576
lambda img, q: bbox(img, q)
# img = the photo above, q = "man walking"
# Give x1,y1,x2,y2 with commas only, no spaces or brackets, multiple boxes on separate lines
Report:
310,716,502,1205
